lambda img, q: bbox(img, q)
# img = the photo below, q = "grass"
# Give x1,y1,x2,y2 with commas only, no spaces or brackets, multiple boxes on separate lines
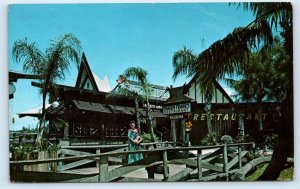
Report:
246,163,294,181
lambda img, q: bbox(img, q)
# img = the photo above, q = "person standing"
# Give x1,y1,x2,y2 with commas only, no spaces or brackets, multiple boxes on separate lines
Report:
128,121,143,164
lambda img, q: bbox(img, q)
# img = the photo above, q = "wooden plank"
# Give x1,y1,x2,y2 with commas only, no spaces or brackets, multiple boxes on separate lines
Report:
170,158,197,167
107,157,161,181
59,159,94,171
61,149,92,156
201,169,238,181
231,157,271,181
202,148,222,162
10,170,95,182
202,162,223,172
165,167,194,181
227,151,248,170
118,177,161,182
108,156,122,163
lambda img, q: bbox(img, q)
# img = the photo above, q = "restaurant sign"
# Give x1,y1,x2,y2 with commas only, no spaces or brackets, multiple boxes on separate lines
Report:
163,103,191,115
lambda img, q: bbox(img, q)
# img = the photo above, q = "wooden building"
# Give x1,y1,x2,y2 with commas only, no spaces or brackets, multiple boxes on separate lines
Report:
20,53,170,144
18,54,279,145
163,75,279,145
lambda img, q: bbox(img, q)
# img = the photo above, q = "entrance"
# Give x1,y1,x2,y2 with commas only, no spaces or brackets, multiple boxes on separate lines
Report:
170,118,186,145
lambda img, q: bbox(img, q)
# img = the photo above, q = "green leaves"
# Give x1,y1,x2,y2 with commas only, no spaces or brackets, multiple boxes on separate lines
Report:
12,33,82,145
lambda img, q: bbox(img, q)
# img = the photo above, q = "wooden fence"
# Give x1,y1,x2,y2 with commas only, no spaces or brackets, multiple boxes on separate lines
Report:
10,142,255,182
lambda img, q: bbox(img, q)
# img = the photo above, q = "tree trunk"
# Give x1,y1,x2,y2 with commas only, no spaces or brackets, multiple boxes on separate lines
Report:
36,92,47,145
146,97,156,143
134,97,141,135
206,112,213,134
257,100,263,131
258,114,293,180
259,88,293,180
204,95,213,134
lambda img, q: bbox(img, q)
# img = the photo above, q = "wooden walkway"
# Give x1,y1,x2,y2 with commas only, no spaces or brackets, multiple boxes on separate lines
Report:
10,142,255,182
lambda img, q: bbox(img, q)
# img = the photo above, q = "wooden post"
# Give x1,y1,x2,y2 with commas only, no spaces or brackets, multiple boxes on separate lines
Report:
162,150,169,180
238,146,242,169
98,155,108,182
223,145,228,175
58,151,64,170
197,149,202,180
171,120,177,145
146,166,155,179
251,142,256,154
96,148,101,168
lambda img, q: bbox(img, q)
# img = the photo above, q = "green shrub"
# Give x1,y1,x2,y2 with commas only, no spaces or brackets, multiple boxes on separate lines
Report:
220,135,233,144
263,133,278,150
200,132,218,146
234,134,254,143
140,132,159,143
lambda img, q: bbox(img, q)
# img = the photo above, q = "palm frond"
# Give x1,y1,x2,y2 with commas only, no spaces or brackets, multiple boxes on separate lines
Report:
45,33,82,83
123,67,149,85
236,2,292,30
172,47,198,81
12,38,45,74
196,19,273,91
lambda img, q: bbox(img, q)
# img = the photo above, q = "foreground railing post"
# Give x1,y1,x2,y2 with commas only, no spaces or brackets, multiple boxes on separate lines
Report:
162,150,169,180
251,142,256,154
238,146,242,169
197,149,202,180
223,144,228,176
96,148,101,168
98,155,108,182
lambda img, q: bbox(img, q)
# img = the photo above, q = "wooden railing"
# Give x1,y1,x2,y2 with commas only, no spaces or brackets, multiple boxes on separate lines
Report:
10,142,255,182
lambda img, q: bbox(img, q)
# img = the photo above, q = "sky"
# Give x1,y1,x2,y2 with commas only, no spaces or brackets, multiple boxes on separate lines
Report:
8,3,258,130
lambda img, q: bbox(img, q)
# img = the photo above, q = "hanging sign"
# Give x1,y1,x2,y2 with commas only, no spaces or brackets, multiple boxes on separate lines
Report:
163,103,191,115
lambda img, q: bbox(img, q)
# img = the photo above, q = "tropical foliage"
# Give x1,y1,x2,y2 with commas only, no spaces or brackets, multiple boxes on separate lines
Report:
12,33,82,146
172,2,292,180
110,67,157,142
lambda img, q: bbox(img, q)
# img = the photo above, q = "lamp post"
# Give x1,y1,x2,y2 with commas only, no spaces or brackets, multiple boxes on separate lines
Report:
9,82,16,99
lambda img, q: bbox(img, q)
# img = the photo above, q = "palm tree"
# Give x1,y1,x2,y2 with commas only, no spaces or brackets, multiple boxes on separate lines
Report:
12,33,82,145
172,3,292,180
115,67,157,142
226,37,289,130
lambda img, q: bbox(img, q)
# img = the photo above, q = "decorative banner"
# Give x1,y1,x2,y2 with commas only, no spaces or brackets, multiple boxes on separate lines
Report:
163,103,191,115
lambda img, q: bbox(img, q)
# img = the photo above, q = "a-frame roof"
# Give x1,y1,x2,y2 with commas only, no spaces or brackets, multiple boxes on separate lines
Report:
75,53,110,92
186,74,234,103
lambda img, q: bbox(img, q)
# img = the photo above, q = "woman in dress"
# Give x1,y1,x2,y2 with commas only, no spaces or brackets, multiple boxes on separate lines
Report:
128,121,143,164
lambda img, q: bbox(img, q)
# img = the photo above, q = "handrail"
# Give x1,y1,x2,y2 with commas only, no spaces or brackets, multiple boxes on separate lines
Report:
10,142,254,166
61,141,174,149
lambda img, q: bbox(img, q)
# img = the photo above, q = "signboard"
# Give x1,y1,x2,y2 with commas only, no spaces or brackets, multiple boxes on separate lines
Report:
163,103,191,115
120,82,170,100
170,114,184,119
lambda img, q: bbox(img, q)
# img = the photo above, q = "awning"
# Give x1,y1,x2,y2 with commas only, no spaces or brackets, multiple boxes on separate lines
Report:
108,105,135,115
73,100,112,114
18,104,51,118
138,109,167,118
